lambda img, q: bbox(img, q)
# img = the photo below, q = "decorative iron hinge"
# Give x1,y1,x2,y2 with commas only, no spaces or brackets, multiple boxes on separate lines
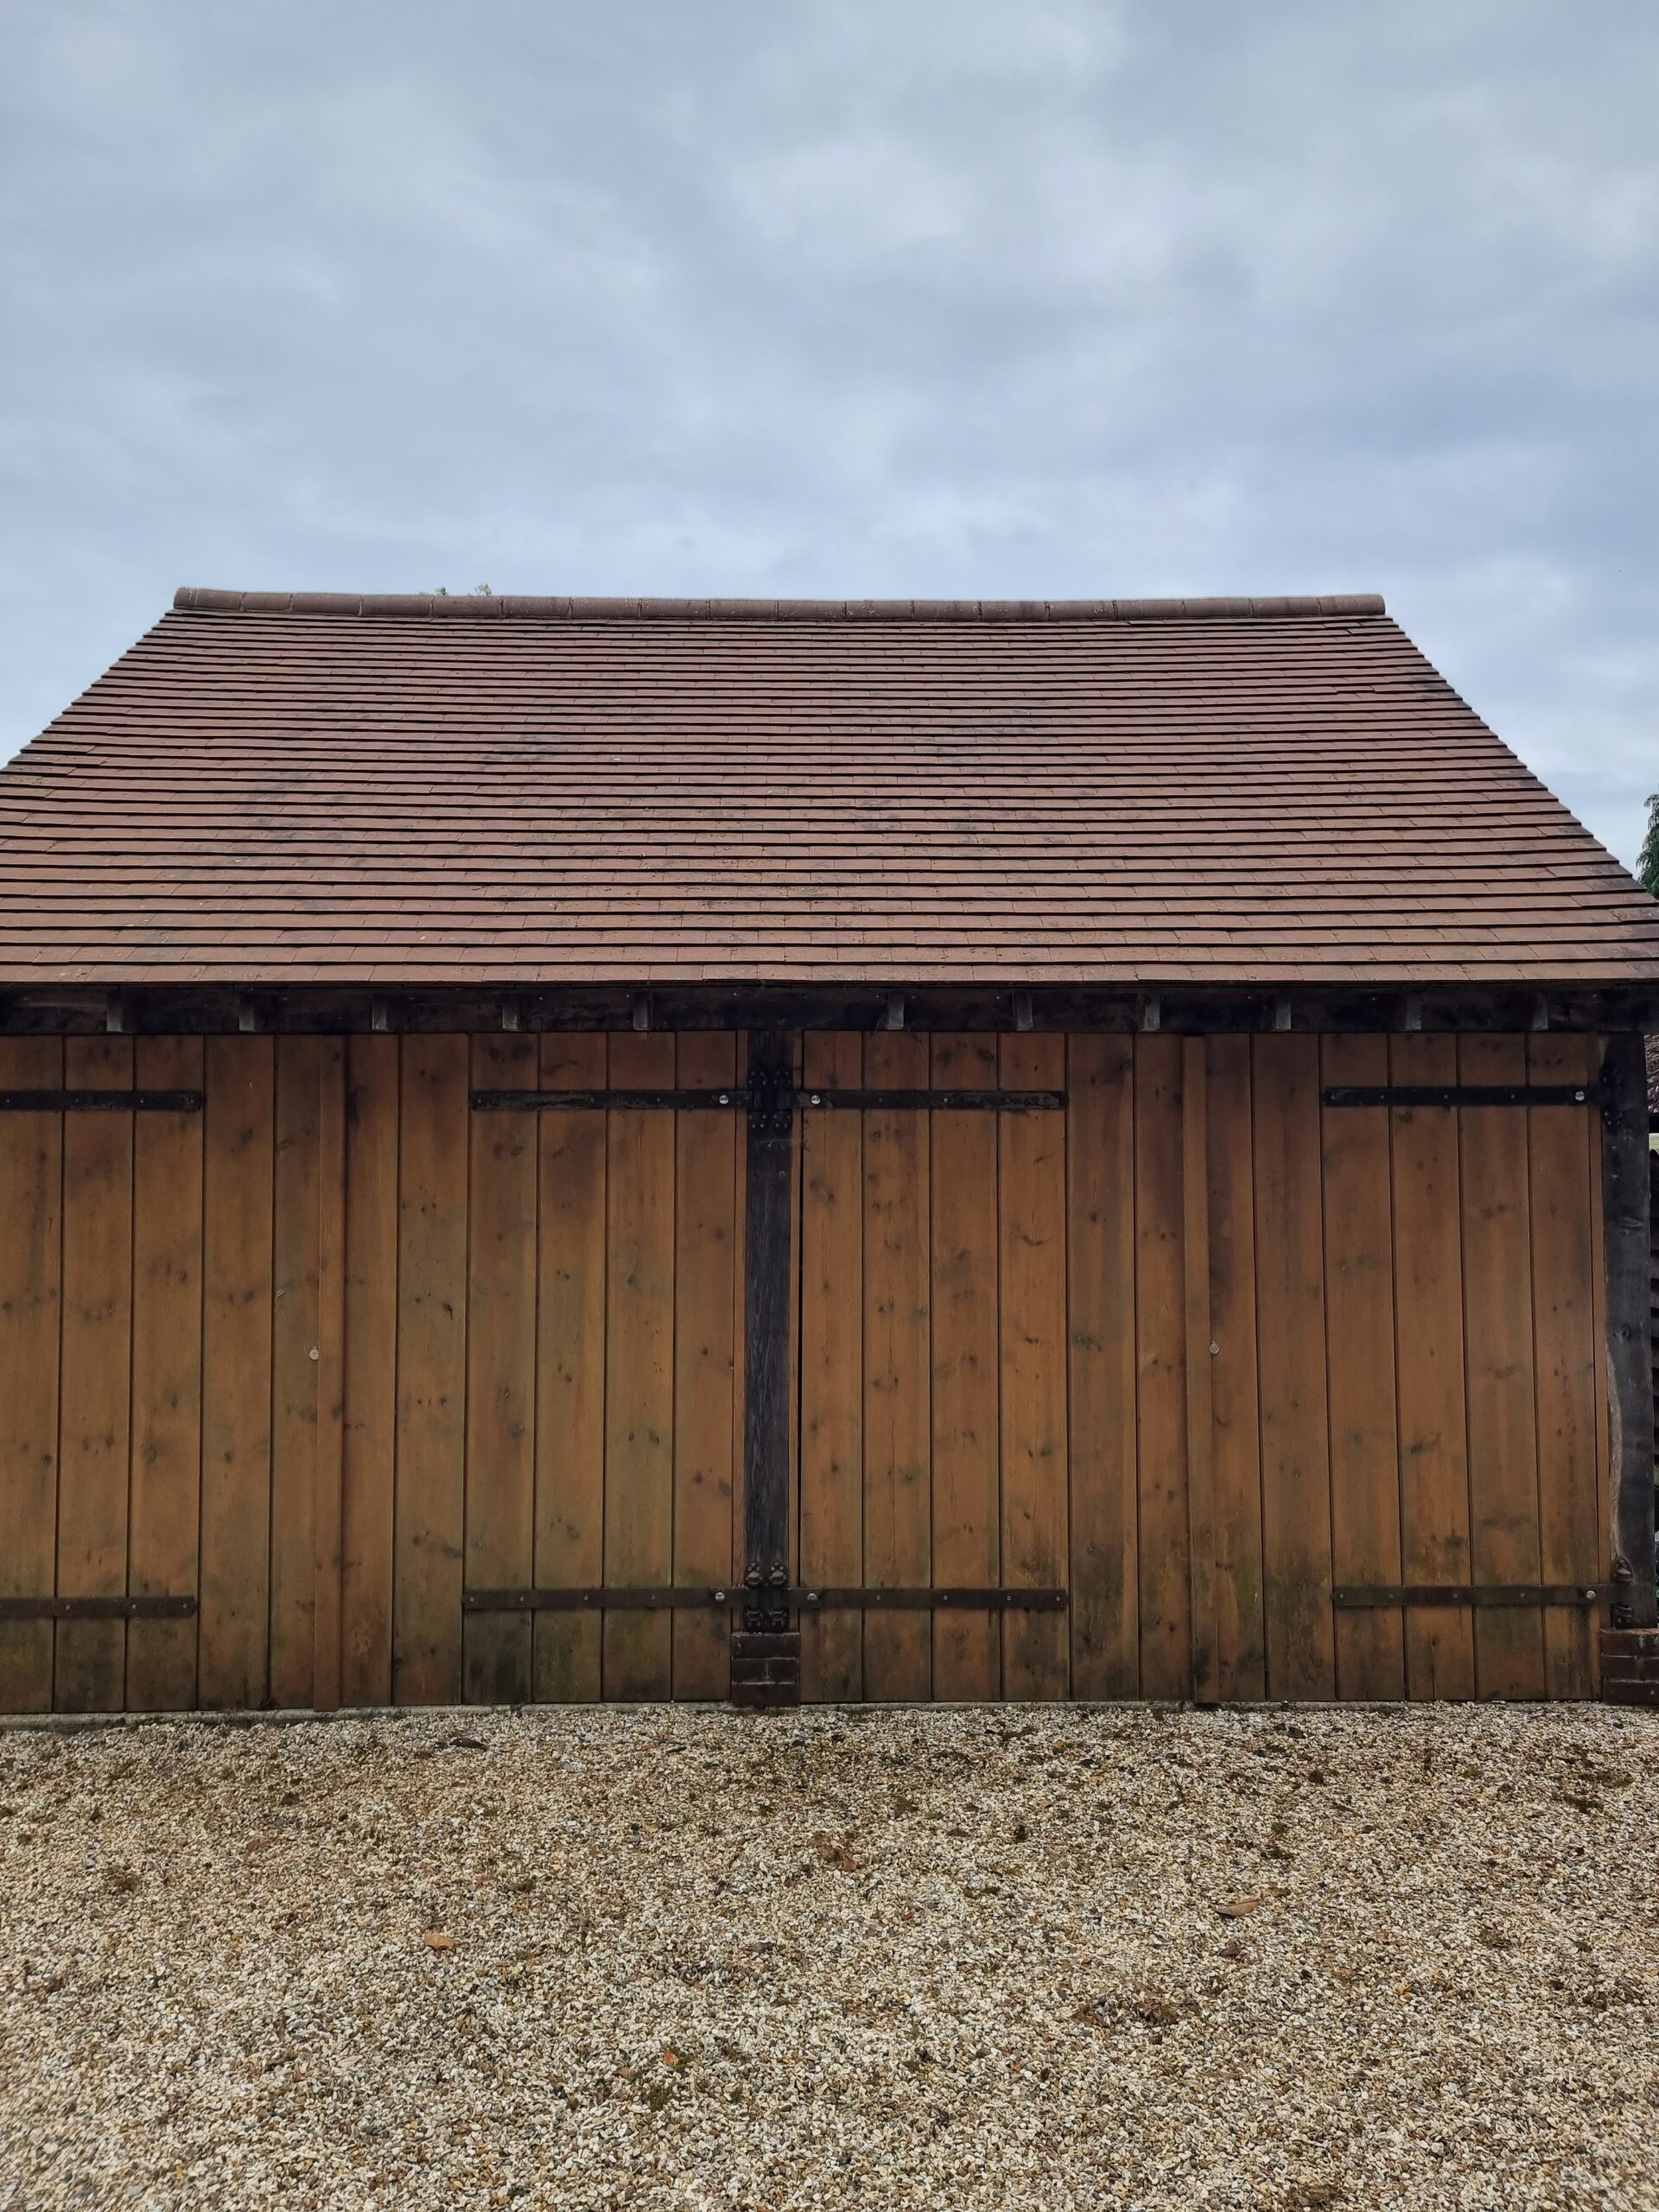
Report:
0,1091,204,1114
471,1086,1065,1113
1323,1086,1599,1110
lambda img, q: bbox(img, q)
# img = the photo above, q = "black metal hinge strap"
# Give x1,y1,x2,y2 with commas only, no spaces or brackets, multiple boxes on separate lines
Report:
0,1090,204,1114
471,1088,1065,1113
1324,1086,1599,1109
1332,1584,1613,1609
463,1586,1070,1612
0,1594,198,1620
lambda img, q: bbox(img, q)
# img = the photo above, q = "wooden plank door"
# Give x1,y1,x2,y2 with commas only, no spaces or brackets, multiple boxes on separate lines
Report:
797,1033,1072,1702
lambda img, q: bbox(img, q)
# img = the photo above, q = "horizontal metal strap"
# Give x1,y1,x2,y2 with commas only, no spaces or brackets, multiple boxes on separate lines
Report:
471,1088,1064,1114
0,1594,198,1620
0,1090,204,1114
1332,1584,1612,1609
1323,1085,1598,1109
464,1586,1069,1613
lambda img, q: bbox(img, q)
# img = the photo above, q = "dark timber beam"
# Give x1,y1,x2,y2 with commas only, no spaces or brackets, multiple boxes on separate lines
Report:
731,1030,800,1706
3,984,1657,1038
1600,1035,1657,1630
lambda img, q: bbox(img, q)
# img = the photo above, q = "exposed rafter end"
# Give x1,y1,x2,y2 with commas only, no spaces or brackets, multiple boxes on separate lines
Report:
884,993,906,1031
237,994,261,1034
1014,990,1033,1033
631,991,652,1033
499,998,521,1033
1272,994,1293,1033
104,991,125,1035
1139,995,1161,1033
1401,994,1424,1033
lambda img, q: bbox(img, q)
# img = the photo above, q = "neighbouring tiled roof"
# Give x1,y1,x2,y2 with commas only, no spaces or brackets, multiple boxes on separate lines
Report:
1,588,1656,988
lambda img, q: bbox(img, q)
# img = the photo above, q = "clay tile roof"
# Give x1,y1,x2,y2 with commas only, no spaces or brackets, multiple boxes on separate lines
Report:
1,588,1655,990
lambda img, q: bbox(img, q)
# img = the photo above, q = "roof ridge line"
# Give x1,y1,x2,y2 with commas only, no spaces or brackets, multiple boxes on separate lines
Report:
172,588,1387,623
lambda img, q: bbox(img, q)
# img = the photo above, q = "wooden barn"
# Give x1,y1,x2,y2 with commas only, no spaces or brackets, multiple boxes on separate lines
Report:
1,588,1655,1715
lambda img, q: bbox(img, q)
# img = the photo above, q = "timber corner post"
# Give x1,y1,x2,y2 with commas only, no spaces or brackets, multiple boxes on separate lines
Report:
1599,1033,1659,1704
731,1032,801,1708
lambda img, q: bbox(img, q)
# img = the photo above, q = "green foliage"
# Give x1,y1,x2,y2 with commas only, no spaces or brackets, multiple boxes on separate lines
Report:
1638,792,1659,897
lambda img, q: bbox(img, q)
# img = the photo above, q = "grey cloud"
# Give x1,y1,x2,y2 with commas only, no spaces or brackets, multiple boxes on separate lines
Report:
2,0,1654,861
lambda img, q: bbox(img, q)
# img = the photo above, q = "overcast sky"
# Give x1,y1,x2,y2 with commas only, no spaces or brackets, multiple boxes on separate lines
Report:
3,0,1655,864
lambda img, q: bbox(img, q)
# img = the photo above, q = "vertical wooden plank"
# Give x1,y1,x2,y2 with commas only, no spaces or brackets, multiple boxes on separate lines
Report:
1599,1033,1657,1630
603,1031,675,1700
862,1032,931,1701
1586,1043,1613,1691
394,1034,469,1707
200,1035,274,1709
798,1033,864,1702
673,1033,738,1699
1459,1035,1546,1699
1321,1035,1405,1701
1135,1035,1190,1698
1528,1034,1601,1698
312,1039,346,1713
1205,1036,1265,1700
1182,1040,1217,1704
534,1034,607,1703
0,1038,61,1713
464,1035,537,1706
741,1031,793,1606
270,1037,321,1710
127,1036,204,1713
1253,1035,1335,1700
55,1036,134,1711
341,1034,398,1709
1000,1033,1069,1700
1390,1035,1475,1699
1066,1035,1138,1699
930,1034,1001,1700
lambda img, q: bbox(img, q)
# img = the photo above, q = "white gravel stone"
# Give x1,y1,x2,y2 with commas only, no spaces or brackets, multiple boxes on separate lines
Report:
1,1702,1655,2210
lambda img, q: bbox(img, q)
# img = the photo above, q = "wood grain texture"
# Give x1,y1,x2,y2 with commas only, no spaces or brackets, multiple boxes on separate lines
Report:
1320,1035,1405,1700
312,1039,346,1713
1134,1035,1190,1698
603,1032,676,1700
1000,1033,1069,1700
862,1032,931,1700
0,1039,62,1712
464,1035,538,1705
1389,1035,1476,1699
672,1033,738,1699
1182,1039,1217,1703
270,1037,322,1710
1599,1033,1657,1630
341,1035,398,1708
1459,1035,1545,1700
534,1034,607,1702
1205,1036,1265,1700
1066,1034,1137,1698
930,1034,1001,1700
798,1033,864,1702
200,1036,274,1709
1527,1035,1600,1698
127,1036,204,1713
55,1037,134,1711
1253,1036,1335,1700
394,1034,469,1706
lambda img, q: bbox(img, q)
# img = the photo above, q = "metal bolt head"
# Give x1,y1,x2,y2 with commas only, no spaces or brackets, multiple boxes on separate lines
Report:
1209,1342,1220,1356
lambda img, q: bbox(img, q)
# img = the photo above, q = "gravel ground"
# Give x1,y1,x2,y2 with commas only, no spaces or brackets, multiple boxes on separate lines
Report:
1,1702,1656,2212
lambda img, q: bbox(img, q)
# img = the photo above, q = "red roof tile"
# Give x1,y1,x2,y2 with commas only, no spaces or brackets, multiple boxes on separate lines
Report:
1,589,1655,988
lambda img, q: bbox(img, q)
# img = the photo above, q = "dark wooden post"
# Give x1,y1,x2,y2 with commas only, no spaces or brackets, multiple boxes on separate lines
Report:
732,1031,800,1706
1601,1034,1656,1635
